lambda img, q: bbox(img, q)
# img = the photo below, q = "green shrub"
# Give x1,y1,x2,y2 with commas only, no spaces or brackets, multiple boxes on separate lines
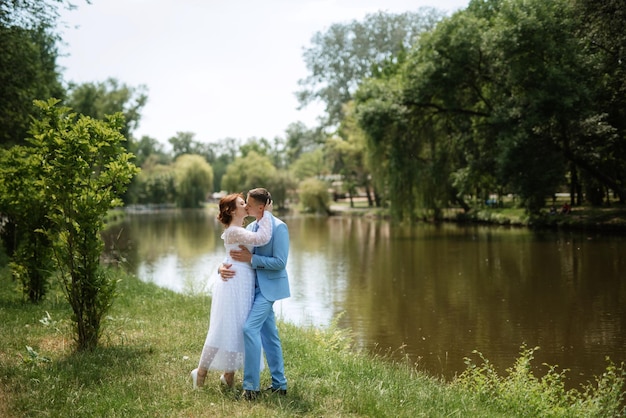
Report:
29,98,139,351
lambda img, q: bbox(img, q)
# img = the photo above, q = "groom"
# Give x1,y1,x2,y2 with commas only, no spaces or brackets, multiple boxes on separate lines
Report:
223,187,290,400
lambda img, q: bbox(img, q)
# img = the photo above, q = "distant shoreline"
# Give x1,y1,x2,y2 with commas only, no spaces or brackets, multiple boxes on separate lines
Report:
329,201,626,233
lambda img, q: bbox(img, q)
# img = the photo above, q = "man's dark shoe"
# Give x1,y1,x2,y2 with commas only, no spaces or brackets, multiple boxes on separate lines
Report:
241,390,260,401
264,386,287,396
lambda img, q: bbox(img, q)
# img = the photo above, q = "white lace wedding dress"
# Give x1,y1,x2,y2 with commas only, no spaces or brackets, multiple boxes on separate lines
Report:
197,212,272,371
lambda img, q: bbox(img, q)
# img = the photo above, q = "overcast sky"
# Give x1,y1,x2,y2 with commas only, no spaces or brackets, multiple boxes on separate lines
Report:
57,0,468,147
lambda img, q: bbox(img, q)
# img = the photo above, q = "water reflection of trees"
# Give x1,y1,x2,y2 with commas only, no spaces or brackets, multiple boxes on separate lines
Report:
103,209,220,268
337,222,625,387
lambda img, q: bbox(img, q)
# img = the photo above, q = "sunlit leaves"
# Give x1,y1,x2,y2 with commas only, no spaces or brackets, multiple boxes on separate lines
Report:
28,98,139,350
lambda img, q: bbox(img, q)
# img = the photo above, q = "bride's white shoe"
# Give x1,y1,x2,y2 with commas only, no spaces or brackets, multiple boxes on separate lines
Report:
191,368,199,389
220,374,228,386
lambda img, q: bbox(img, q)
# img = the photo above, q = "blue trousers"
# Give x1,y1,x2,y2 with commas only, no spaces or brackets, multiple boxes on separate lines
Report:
243,287,287,391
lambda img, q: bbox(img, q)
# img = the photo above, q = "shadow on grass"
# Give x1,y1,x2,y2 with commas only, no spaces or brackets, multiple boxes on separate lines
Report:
66,345,151,379
0,343,156,417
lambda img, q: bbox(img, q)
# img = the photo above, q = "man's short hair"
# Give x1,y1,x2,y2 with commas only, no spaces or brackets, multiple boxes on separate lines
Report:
248,188,272,205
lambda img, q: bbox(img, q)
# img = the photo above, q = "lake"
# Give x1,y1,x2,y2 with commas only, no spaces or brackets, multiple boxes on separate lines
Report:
102,208,626,388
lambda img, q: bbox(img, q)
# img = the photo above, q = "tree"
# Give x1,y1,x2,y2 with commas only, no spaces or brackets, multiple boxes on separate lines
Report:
290,148,328,181
283,121,325,165
168,132,219,163
173,154,213,208
570,0,626,204
328,102,376,207
354,61,422,220
483,0,582,211
169,131,196,158
298,178,331,215
65,78,147,141
130,135,170,168
297,8,445,128
209,137,239,192
239,137,272,158
133,160,176,205
265,170,297,210
0,24,64,147
0,146,53,302
0,0,72,28
355,0,617,216
396,9,499,215
29,98,139,350
221,151,277,194
1,1,92,147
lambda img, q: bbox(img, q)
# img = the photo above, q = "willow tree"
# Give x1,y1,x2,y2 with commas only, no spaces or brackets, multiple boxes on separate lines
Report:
354,71,420,221
356,0,609,216
221,151,277,194
173,154,213,208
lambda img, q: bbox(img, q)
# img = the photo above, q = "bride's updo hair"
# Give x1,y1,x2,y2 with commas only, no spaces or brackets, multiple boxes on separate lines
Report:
217,193,243,226
247,187,272,205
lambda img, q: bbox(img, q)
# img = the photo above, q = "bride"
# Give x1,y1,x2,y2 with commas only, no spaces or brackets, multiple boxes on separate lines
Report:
191,193,272,388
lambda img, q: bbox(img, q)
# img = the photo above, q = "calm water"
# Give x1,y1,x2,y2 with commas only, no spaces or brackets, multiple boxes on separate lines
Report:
102,209,626,388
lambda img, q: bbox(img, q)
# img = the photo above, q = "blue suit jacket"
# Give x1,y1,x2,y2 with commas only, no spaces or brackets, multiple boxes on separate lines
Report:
249,213,290,302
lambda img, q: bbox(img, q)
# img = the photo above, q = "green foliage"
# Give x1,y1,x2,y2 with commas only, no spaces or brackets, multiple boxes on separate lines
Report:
172,154,213,208
220,151,277,194
0,0,68,27
353,0,626,218
239,137,272,158
356,72,431,220
328,102,378,207
0,145,54,301
455,345,626,417
169,131,201,158
130,135,170,168
298,178,331,214
28,98,139,351
284,121,325,165
133,160,176,205
485,0,584,211
298,8,446,127
265,170,297,210
65,78,148,141
290,148,328,181
0,24,64,147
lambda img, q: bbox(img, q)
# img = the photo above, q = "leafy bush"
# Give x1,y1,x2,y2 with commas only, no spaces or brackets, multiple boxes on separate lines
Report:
0,146,54,301
454,345,625,417
29,98,139,350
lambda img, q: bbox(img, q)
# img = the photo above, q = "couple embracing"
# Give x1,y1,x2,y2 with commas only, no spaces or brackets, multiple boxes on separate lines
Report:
190,188,290,400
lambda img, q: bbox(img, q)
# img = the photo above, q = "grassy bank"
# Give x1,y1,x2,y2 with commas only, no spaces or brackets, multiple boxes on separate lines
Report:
1,267,624,417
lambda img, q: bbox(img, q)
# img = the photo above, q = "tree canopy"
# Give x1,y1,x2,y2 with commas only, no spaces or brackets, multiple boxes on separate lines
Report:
297,8,446,128
353,0,626,217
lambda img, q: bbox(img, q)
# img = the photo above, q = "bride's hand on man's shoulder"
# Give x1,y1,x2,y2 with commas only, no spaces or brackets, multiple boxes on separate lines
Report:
266,200,273,213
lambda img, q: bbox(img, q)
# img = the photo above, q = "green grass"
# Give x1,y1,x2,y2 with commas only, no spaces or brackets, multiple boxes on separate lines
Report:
1,266,624,417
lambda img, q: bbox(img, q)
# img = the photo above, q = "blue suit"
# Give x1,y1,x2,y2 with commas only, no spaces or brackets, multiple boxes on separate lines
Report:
242,213,290,391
